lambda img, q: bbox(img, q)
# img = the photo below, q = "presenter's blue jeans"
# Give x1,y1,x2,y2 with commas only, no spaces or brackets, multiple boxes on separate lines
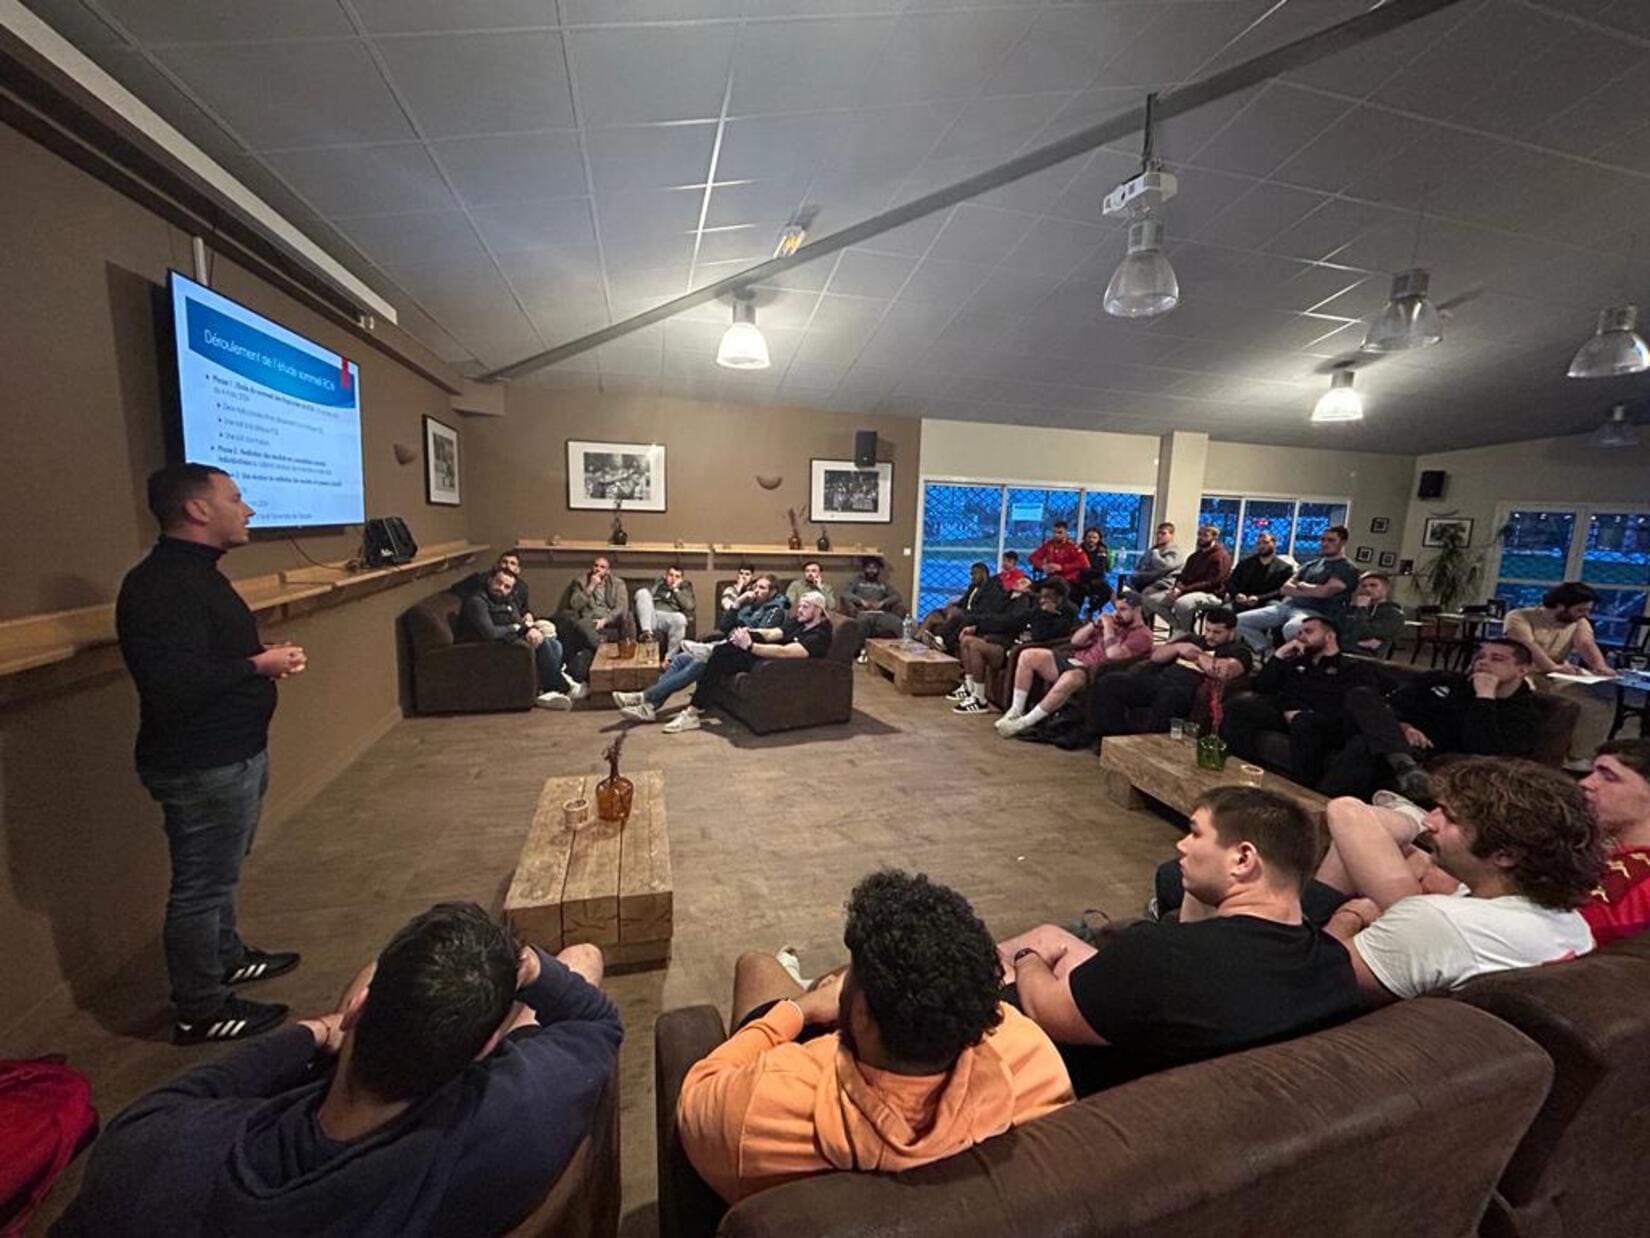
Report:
1235,601,1310,652
645,651,705,707
140,750,268,1021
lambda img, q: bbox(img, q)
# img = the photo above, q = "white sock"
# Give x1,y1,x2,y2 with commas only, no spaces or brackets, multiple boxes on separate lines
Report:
1011,687,1029,713
973,682,989,703
962,674,977,692
1023,704,1048,726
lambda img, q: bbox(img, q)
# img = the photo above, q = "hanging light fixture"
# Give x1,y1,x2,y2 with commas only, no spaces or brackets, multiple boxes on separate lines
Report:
1363,268,1443,352
1311,368,1363,423
1102,92,1179,320
716,292,769,370
1568,306,1650,378
1591,404,1642,448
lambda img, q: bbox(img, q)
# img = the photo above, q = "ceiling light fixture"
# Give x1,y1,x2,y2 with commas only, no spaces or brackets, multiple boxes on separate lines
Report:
1102,92,1179,320
1311,368,1363,423
1591,404,1642,448
1568,305,1650,379
716,292,769,370
1363,267,1443,352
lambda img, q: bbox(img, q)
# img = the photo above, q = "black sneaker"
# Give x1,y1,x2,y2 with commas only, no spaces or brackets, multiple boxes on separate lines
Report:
224,948,301,986
175,995,289,1045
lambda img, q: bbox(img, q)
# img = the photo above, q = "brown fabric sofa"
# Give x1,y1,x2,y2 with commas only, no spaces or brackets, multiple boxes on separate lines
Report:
505,1062,620,1237
1458,932,1650,1238
711,613,862,735
654,997,1550,1238
405,591,538,713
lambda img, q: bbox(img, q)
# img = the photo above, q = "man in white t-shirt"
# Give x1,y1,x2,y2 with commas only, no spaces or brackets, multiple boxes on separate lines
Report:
1318,757,1605,1003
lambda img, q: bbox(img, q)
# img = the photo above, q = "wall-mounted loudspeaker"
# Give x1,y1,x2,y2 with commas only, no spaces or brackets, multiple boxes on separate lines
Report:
364,516,417,566
1417,470,1448,500
854,429,878,468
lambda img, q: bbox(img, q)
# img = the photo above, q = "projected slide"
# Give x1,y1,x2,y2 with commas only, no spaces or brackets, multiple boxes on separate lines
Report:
169,273,365,528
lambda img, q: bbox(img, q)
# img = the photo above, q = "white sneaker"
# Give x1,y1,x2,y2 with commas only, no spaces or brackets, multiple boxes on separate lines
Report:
775,947,808,987
856,649,869,664
952,697,991,715
995,713,1031,736
1372,789,1429,838
682,640,713,664
662,707,701,733
535,691,572,711
612,690,644,708
565,679,588,701
945,683,971,702
1001,706,1024,724
618,702,657,723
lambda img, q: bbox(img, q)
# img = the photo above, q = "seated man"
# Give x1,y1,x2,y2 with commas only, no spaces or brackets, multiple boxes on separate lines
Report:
1028,520,1087,587
1235,525,1359,653
1221,615,1375,787
676,870,1073,1203
1503,581,1618,768
718,564,758,622
997,548,1029,590
634,564,696,660
1128,521,1183,593
1579,738,1650,945
925,553,1025,654
785,560,836,612
1317,758,1602,1003
684,572,789,662
1089,606,1252,737
1339,570,1406,657
621,590,833,732
841,554,905,641
919,560,991,652
452,550,532,620
1073,527,1113,616
998,787,1359,1096
552,554,634,682
56,903,623,1237
1224,531,1292,615
1317,638,1542,800
996,590,1154,739
456,566,583,709
1141,524,1231,636
952,577,1077,715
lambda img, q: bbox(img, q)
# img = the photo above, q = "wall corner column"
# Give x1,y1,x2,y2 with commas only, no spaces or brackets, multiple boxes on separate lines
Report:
1154,431,1209,545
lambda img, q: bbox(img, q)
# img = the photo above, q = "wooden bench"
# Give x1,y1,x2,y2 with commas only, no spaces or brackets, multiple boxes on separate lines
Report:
1098,734,1328,825
503,770,672,970
863,639,962,696
587,643,662,702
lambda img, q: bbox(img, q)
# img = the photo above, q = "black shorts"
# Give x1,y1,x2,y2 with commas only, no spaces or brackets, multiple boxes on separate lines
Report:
1054,654,1093,680
733,998,832,1043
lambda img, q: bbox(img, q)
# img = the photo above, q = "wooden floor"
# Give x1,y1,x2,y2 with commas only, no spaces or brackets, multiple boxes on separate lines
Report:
25,667,1183,1236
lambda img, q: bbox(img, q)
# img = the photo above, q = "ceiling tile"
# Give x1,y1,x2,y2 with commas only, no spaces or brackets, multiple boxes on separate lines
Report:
1193,182,1328,251
430,131,587,207
1096,1,1277,89
264,143,455,217
1004,216,1114,279
470,195,598,255
568,25,735,125
896,258,992,305
983,3,1159,96
702,178,810,230
927,203,1036,263
94,0,353,42
338,210,485,269
858,9,1036,107
595,188,702,267
1266,198,1400,264
1190,84,1351,180
584,123,717,197
728,16,898,114
826,249,919,299
926,93,1073,166
376,32,575,138
1274,105,1436,196
692,226,769,265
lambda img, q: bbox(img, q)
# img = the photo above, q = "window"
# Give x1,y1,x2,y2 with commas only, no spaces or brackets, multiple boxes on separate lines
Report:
916,481,1154,617
1198,494,1351,560
1491,507,1650,645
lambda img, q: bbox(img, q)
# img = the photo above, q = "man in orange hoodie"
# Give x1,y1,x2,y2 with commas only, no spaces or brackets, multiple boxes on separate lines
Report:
677,870,1073,1203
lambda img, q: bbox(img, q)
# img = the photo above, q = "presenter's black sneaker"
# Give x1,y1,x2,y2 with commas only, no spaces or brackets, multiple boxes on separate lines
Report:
224,947,301,986
174,996,289,1045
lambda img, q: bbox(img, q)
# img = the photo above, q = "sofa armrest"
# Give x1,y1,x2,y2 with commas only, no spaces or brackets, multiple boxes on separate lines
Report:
415,640,537,713
656,1006,730,1238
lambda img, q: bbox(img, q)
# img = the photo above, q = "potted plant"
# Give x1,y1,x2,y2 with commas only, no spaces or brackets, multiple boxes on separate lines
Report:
785,505,804,551
609,497,628,546
1415,518,1506,613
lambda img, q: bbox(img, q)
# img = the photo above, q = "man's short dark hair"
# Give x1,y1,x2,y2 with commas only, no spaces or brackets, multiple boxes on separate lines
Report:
803,559,822,571
1299,614,1336,636
1158,522,1175,534
1359,570,1390,586
1052,520,1068,530
664,563,683,574
1203,606,1238,629
862,555,883,569
1543,581,1599,609
1325,524,1350,541
1037,576,1069,601
146,462,227,528
1432,759,1605,910
755,573,779,593
842,870,1002,1067
1598,738,1650,782
1193,786,1319,891
350,903,519,1102
1001,550,1019,563
1481,637,1533,665
489,567,516,585
970,560,990,574
737,562,755,574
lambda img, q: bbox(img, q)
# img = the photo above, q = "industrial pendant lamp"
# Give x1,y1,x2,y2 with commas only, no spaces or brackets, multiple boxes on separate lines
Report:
1591,405,1642,448
1364,189,1442,352
716,292,769,370
1311,368,1363,423
1102,92,1179,319
1570,235,1650,378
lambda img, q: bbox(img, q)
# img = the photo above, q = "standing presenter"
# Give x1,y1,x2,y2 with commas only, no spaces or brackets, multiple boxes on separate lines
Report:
117,463,305,1045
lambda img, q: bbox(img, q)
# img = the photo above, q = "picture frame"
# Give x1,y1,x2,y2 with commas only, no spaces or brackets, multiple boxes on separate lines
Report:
1422,516,1474,548
810,459,893,524
1369,516,1390,534
1398,558,1415,576
423,416,460,506
1354,545,1374,563
566,440,666,512
1378,550,1398,569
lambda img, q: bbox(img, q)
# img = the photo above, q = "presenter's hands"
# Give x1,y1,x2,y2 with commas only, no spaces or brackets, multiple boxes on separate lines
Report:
252,643,307,678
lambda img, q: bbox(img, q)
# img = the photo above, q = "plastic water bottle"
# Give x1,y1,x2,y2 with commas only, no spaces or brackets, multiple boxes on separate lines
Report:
901,615,916,649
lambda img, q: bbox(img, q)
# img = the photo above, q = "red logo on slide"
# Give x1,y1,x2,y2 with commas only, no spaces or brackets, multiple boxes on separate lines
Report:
340,358,353,390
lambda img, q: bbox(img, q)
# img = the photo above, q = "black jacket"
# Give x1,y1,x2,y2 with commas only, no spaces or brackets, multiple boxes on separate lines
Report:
1390,673,1544,757
457,592,525,644
1226,554,1293,605
962,577,1018,623
1249,651,1373,716
976,599,1078,645
452,570,528,616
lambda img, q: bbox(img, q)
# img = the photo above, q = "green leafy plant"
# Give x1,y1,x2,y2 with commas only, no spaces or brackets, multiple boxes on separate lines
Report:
1415,519,1508,612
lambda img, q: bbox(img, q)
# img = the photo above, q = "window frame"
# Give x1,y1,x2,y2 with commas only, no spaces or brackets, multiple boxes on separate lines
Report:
1198,491,1354,560
1488,501,1650,639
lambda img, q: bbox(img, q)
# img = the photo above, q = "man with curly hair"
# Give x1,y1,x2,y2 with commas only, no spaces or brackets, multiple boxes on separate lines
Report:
676,870,1073,1203
1318,757,1604,1002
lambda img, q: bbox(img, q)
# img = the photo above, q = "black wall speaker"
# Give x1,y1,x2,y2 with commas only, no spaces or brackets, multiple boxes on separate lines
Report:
854,429,878,469
364,516,418,566
1417,470,1447,500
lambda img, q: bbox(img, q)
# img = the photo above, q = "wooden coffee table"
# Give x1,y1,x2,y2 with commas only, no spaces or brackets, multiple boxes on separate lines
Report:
1098,733,1329,827
503,769,672,970
863,639,962,696
587,643,662,703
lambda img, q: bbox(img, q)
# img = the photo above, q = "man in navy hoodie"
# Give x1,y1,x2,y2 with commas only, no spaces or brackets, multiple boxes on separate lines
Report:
54,903,622,1237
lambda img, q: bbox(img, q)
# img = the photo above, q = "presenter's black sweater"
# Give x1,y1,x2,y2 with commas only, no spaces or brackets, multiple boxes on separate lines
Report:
116,536,275,772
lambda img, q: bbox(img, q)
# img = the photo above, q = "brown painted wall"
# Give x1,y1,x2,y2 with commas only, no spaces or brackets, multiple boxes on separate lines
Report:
0,121,478,1048
466,388,921,615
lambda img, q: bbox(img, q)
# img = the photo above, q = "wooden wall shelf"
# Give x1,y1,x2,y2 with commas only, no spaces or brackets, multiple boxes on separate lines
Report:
515,537,883,567
0,540,487,703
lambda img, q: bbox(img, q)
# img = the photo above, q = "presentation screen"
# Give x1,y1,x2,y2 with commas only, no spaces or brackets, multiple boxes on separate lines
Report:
167,271,365,529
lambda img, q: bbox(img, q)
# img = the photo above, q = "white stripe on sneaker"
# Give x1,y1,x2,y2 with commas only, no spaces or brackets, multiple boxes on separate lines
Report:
207,1021,227,1037
224,1019,246,1037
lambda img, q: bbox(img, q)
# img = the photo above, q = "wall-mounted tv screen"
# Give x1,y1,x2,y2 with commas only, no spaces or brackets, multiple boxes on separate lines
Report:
167,270,365,529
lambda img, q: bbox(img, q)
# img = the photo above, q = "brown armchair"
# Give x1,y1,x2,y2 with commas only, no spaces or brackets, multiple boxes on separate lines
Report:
654,997,1550,1238
713,614,862,734
505,1060,621,1237
405,592,537,714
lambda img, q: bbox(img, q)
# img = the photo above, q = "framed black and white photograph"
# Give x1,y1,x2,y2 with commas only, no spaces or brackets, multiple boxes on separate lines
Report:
1378,550,1399,569
1398,558,1415,576
810,459,893,523
566,440,666,512
1354,545,1374,563
1369,516,1391,534
424,416,460,506
1422,516,1474,548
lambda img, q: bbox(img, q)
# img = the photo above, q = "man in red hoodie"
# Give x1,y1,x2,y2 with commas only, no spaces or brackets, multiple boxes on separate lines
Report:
1029,520,1087,586
677,870,1073,1202
1579,738,1650,945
